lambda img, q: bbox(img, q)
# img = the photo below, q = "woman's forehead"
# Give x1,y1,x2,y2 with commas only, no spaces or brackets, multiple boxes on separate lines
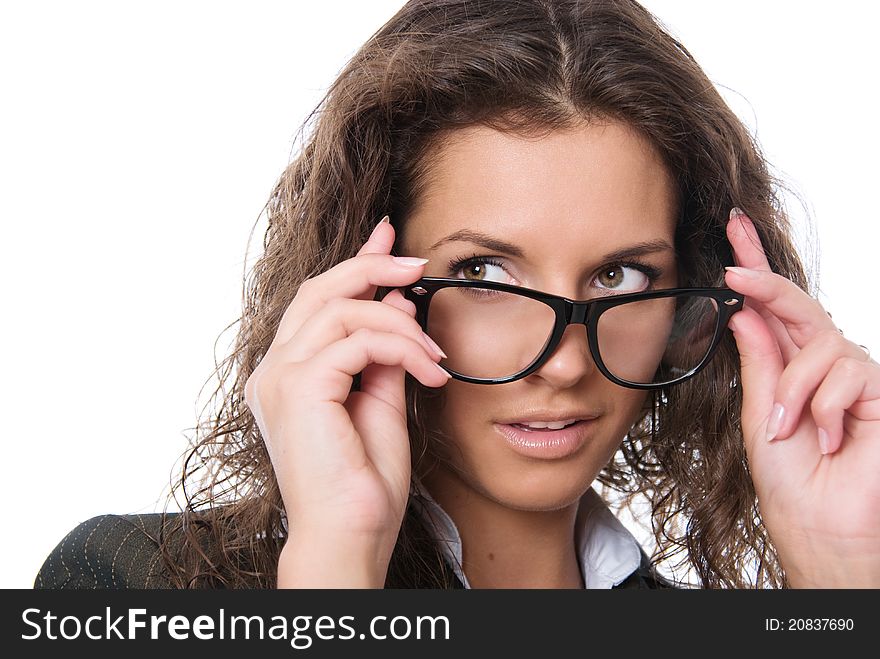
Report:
401,120,678,254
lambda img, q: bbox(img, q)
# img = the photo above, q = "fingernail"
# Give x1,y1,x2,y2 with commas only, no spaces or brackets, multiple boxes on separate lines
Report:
392,256,429,267
730,207,746,221
766,403,785,441
725,266,760,279
380,215,390,224
434,362,452,379
422,332,447,358
817,428,831,455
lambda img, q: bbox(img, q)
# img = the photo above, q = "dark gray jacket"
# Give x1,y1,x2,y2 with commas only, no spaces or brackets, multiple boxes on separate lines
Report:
34,514,675,589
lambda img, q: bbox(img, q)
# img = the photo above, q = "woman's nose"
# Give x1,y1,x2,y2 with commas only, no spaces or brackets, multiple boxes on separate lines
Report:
528,323,597,387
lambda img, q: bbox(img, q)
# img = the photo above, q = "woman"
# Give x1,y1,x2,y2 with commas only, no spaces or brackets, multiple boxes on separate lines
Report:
35,0,880,589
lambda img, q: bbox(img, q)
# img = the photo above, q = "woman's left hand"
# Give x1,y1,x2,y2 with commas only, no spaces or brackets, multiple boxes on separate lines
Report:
723,208,880,588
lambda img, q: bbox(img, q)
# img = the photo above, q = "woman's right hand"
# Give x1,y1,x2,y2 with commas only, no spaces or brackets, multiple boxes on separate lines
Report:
243,216,450,587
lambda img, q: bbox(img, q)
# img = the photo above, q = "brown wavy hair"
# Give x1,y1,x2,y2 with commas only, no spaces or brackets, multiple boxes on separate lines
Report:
158,0,813,588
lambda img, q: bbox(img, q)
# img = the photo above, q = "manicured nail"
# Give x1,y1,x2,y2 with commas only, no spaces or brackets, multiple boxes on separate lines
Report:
730,207,746,221
392,256,429,267
380,215,390,224
817,428,831,455
422,332,447,358
725,266,760,279
766,403,785,441
434,362,452,379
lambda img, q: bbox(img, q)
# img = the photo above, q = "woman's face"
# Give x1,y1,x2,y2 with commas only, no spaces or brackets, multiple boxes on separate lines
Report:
398,119,679,512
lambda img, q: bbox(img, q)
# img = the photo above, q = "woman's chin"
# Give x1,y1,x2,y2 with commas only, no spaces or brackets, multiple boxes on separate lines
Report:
468,468,596,513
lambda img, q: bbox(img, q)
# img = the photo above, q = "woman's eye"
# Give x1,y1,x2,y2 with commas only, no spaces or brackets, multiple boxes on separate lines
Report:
452,258,511,283
595,265,650,292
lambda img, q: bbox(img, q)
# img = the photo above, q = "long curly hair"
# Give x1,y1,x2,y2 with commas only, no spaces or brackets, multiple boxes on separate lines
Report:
158,0,812,588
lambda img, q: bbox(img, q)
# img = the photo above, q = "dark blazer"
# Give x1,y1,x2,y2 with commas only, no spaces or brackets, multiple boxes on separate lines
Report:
34,514,675,589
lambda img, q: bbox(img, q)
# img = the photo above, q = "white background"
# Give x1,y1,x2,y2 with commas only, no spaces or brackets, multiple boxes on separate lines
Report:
2,1,877,588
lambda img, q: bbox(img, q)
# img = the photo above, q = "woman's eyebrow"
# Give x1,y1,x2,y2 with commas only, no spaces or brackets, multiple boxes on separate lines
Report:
427,229,674,261
428,229,525,256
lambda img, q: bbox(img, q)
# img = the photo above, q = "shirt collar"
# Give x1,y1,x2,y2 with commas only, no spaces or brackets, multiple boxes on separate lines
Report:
409,476,643,589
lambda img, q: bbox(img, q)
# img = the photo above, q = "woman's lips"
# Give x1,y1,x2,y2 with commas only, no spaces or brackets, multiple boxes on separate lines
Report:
509,421,577,430
493,419,596,459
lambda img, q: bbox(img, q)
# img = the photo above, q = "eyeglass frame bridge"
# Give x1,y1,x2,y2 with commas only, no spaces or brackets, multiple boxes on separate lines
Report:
399,277,745,389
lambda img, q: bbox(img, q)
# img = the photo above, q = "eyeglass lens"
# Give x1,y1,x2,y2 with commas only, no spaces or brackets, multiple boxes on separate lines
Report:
425,287,719,384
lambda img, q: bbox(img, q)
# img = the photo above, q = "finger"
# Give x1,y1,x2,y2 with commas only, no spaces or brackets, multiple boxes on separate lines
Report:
359,293,443,421
274,252,429,346
727,305,784,453
302,328,451,414
280,298,444,364
344,389,412,506
380,286,418,318
357,289,428,413
766,329,871,441
724,266,838,350
760,312,799,364
356,215,394,257
726,207,772,272
273,216,420,346
726,208,800,361
809,357,880,454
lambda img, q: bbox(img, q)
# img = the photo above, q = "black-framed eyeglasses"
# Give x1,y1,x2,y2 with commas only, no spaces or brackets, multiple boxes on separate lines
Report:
400,278,744,389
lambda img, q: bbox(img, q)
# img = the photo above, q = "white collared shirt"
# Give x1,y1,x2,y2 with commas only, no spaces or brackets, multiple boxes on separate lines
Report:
410,477,643,588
